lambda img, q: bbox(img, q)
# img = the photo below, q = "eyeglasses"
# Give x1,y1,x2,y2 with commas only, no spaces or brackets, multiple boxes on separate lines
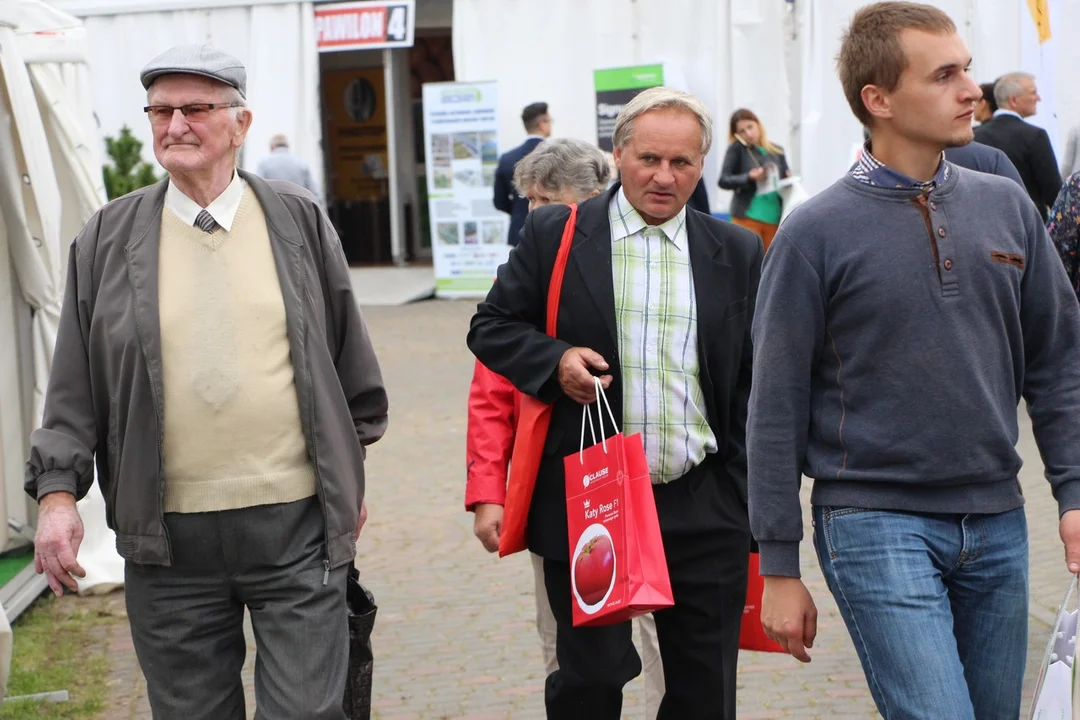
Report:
143,103,243,123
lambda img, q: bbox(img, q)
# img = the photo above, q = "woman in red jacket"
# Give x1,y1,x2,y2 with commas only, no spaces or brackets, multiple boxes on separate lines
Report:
464,138,665,719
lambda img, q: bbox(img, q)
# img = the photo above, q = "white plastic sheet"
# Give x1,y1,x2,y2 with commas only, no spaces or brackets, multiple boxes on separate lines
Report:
451,0,790,213
0,0,120,594
76,3,323,185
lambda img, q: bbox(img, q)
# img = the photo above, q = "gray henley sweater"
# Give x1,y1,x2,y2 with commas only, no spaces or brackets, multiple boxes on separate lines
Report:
747,164,1080,577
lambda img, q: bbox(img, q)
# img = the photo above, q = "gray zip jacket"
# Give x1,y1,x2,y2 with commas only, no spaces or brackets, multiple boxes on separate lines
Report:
25,171,389,569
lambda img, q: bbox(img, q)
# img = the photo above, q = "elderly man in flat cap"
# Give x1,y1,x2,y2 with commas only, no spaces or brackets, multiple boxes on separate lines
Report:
25,44,388,719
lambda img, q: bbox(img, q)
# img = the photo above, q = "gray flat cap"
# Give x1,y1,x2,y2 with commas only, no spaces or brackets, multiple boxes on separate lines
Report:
140,44,247,97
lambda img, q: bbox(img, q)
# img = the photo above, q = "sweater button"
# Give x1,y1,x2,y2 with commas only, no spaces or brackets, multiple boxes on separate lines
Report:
930,201,938,211
938,227,946,238
944,259,953,271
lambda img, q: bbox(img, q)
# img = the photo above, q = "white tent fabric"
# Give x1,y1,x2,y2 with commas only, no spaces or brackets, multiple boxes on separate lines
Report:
0,0,121,594
451,0,790,213
795,0,1080,196
73,3,323,188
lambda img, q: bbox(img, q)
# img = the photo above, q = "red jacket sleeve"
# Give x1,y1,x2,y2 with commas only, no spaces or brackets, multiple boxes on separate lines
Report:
465,359,518,510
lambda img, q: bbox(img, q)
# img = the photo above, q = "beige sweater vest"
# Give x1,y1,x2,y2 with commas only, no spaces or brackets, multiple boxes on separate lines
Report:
158,188,316,513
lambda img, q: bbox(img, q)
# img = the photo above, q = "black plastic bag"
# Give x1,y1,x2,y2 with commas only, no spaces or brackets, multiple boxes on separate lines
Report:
343,566,377,720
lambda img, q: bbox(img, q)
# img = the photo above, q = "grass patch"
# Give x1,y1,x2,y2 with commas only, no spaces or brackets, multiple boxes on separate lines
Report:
0,594,123,719
0,553,33,589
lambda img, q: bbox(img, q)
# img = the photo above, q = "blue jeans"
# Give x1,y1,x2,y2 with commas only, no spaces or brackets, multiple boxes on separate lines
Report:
813,506,1028,720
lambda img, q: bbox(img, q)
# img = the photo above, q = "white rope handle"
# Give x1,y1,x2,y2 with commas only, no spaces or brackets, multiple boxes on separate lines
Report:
579,390,600,464
577,377,620,463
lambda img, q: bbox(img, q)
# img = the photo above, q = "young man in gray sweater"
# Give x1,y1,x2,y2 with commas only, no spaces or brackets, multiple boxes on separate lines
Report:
747,3,1080,718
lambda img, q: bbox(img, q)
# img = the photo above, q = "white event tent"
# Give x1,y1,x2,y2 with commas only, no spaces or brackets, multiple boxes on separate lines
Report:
0,0,123,614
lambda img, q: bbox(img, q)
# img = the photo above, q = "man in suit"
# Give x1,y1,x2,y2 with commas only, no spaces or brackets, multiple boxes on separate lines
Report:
494,102,551,245
468,87,762,720
974,72,1062,219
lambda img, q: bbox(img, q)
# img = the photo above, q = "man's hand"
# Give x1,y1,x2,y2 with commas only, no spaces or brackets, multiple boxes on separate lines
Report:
749,167,766,181
558,347,612,404
473,503,504,553
354,500,368,540
33,492,85,597
1061,509,1080,573
761,576,818,663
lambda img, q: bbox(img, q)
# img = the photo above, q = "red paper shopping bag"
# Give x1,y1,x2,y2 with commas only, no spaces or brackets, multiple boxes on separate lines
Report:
739,552,785,653
563,380,674,627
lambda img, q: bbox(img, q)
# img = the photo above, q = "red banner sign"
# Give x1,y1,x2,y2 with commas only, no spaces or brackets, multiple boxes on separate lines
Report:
315,0,415,52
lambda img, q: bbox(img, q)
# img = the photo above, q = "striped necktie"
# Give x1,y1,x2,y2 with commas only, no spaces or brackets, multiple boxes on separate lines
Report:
194,209,219,233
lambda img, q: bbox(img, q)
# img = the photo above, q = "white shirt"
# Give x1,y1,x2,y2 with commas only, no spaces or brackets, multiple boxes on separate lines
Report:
165,171,247,233
993,109,1024,121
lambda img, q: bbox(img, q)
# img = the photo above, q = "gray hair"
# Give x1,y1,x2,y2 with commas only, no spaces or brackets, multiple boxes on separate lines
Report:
994,72,1034,109
612,87,713,156
270,133,289,149
512,138,611,200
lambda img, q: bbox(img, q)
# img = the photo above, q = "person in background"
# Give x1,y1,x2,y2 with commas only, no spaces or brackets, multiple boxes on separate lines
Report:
973,81,997,125
687,177,711,215
466,137,665,720
26,45,389,719
718,108,791,251
494,102,552,245
974,72,1062,219
1049,172,1080,296
750,3,1080,717
256,133,322,204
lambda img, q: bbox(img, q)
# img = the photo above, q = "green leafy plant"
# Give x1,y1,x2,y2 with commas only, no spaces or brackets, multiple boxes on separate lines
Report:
102,126,160,200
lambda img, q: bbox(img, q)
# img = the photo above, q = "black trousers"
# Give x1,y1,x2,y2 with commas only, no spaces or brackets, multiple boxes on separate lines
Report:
543,458,751,719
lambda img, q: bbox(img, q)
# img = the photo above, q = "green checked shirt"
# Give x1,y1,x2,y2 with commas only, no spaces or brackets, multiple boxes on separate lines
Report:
609,188,716,484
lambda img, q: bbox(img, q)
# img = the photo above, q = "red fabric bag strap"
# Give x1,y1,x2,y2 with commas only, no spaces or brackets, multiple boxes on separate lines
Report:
545,204,578,337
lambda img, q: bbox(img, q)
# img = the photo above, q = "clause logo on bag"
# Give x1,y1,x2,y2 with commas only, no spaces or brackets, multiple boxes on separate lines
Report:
583,467,609,487
570,523,617,613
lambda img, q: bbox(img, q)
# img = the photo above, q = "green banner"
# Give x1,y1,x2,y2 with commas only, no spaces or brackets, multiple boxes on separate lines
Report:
593,64,664,93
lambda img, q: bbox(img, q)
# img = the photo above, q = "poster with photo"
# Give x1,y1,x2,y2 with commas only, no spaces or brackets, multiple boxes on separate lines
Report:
422,81,508,298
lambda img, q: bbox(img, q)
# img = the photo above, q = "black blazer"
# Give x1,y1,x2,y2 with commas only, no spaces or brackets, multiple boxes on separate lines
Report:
493,137,543,246
974,114,1062,219
718,140,790,219
467,185,764,559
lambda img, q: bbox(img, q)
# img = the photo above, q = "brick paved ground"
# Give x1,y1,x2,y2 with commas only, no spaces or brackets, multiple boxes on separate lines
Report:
77,299,1069,718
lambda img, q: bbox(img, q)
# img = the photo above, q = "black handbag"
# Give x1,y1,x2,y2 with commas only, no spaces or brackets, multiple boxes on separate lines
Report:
343,566,377,720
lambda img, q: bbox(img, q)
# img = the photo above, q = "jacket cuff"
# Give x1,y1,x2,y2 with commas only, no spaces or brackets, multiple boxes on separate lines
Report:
465,499,505,512
34,470,79,502
757,541,801,578
1057,480,1080,517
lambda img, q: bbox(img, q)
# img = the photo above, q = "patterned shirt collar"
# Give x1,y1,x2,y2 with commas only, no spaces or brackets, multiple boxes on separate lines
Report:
850,141,949,190
608,187,687,251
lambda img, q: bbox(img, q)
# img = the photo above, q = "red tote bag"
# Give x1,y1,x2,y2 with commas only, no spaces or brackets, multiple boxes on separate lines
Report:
498,205,578,557
563,379,674,627
740,552,785,653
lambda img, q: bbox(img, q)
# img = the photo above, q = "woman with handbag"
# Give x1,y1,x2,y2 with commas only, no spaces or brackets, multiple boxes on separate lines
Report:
718,108,791,251
464,137,665,719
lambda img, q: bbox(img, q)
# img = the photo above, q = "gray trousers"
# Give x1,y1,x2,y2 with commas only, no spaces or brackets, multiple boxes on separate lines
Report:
124,497,349,720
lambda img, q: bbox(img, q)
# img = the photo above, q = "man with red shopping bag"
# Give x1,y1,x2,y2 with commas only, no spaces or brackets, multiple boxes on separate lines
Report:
468,87,763,719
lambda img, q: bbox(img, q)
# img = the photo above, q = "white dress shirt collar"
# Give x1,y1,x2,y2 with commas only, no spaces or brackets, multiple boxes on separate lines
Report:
993,109,1024,121
165,171,246,233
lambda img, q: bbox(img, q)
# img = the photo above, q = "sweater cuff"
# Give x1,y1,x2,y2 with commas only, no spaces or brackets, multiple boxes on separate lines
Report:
757,541,802,578
1057,480,1080,517
34,470,79,502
